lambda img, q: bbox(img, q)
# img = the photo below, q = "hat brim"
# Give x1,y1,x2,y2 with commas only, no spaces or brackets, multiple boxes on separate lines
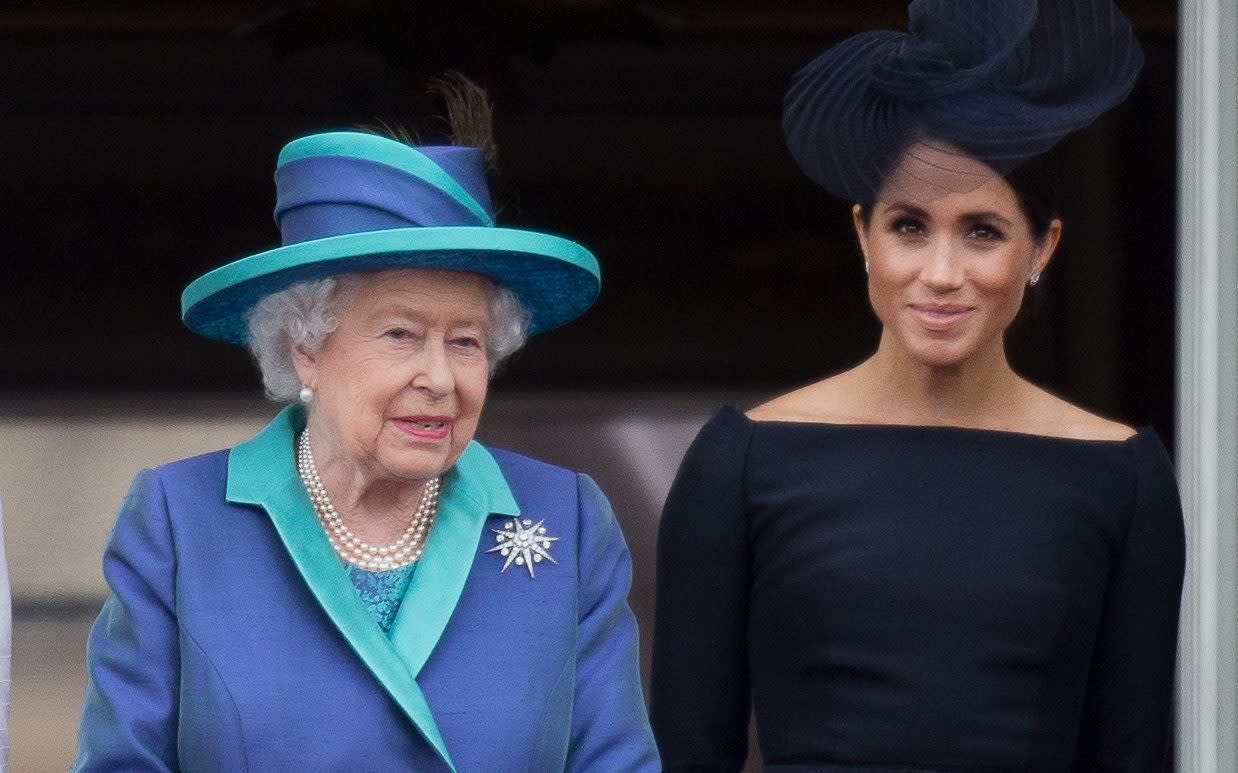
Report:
181,226,600,343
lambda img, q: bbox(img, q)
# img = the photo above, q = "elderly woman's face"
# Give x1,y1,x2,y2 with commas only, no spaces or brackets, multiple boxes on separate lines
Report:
854,144,1060,369
294,268,492,484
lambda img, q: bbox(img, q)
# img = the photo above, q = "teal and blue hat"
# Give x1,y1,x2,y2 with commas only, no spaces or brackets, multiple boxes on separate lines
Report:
181,131,600,344
783,0,1144,203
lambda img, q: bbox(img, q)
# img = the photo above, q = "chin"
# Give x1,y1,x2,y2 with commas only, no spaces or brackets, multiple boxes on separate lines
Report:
380,448,453,483
904,336,979,370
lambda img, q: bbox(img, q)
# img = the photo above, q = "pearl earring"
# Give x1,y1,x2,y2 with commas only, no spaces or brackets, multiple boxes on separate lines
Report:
299,386,314,404
1029,272,1041,287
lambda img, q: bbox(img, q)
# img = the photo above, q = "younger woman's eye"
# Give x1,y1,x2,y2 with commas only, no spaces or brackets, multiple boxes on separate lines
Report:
890,217,925,236
968,223,1006,241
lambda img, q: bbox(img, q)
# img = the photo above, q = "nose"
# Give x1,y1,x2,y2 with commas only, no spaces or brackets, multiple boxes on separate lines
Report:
412,335,454,397
919,235,964,292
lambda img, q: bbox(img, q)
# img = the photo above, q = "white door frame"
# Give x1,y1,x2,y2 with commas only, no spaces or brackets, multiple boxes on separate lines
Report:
1176,0,1238,769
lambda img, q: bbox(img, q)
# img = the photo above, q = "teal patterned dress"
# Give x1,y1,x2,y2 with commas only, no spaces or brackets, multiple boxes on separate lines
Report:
342,562,417,634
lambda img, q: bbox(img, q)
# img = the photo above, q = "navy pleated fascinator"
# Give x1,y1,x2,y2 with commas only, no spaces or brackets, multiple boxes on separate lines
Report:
783,0,1144,204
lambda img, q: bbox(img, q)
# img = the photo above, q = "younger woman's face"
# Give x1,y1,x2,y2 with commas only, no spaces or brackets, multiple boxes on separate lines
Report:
854,145,1061,370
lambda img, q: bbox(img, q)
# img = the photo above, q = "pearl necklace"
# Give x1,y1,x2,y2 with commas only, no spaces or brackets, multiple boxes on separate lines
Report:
296,430,441,571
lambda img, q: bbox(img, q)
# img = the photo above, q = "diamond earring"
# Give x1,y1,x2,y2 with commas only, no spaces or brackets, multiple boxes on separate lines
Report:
864,260,870,275
1029,272,1041,287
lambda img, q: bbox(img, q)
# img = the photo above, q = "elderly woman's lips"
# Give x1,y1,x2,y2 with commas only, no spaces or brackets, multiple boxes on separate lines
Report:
392,417,452,440
908,303,974,331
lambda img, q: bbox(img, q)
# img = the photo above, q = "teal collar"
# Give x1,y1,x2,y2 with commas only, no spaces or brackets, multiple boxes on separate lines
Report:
226,405,519,771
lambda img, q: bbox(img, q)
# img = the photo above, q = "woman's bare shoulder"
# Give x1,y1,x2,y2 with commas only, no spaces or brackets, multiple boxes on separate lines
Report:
1019,384,1138,442
746,370,866,424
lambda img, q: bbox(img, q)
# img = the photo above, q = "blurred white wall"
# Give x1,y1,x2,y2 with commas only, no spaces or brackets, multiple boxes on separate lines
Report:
0,398,275,601
1,498,11,773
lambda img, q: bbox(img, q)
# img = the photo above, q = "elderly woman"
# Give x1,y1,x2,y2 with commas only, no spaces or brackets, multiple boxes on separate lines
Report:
75,81,658,772
654,2,1184,771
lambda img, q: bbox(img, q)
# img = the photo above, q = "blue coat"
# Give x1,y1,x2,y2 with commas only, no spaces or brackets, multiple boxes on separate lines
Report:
75,407,659,772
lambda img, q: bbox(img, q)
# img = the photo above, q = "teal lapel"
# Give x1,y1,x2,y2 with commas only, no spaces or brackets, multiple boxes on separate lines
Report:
388,440,520,676
225,406,456,771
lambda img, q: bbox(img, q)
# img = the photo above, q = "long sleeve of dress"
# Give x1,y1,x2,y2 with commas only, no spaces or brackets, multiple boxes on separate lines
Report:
566,474,660,772
1074,428,1186,771
652,407,753,772
75,470,180,772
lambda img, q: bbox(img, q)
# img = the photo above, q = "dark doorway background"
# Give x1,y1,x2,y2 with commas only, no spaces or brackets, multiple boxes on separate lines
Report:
1,0,1178,436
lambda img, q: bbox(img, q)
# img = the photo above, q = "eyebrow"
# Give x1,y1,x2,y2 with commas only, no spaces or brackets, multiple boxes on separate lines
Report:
368,304,426,321
882,202,930,219
960,210,1014,227
881,202,1014,227
369,305,487,327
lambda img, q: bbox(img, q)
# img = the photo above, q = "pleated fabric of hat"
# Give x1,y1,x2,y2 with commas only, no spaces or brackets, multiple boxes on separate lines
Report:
182,131,601,344
782,0,1144,203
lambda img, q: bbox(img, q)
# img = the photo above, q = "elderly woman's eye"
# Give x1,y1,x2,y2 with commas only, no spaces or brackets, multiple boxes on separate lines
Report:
452,336,483,350
383,328,413,340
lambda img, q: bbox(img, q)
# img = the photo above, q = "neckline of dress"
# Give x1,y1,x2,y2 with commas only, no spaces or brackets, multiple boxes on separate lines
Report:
729,405,1145,446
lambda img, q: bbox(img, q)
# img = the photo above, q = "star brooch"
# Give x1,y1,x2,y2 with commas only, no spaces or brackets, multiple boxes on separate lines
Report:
486,518,559,577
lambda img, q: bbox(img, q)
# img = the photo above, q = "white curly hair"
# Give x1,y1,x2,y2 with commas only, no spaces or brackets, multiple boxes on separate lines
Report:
245,273,531,402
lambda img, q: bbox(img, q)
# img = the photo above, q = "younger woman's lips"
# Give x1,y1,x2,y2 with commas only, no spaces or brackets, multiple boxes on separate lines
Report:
909,304,974,331
391,417,452,441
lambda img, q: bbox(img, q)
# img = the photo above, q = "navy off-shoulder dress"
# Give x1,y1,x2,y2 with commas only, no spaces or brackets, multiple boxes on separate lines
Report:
652,406,1185,773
